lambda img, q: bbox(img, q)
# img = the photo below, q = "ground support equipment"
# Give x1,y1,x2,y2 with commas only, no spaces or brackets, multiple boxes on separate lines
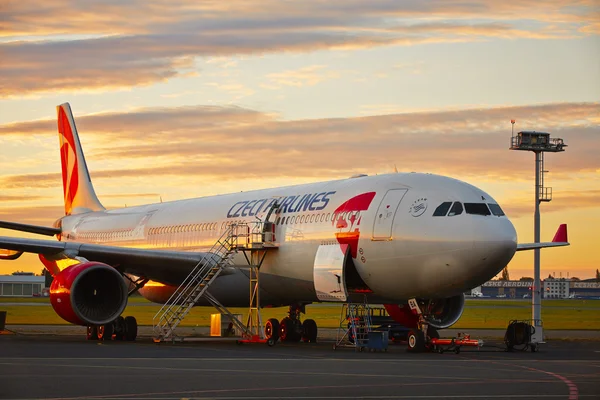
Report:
504,319,543,352
429,333,483,354
333,296,374,351
152,216,278,345
368,306,409,342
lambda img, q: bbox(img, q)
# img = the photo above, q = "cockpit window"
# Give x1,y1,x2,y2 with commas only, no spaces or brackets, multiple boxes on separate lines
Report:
488,203,505,216
448,202,463,216
433,202,452,216
464,203,491,216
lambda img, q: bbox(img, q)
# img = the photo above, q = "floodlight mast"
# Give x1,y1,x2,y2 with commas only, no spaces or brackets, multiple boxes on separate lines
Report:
509,124,566,330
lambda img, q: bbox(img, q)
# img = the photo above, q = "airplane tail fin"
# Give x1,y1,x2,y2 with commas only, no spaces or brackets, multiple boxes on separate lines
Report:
57,103,105,215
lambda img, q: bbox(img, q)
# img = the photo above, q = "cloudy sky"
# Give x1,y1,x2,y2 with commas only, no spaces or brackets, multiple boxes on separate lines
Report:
1,0,599,279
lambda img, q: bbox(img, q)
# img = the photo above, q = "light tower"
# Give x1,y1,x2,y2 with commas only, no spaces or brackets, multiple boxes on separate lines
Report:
510,122,566,338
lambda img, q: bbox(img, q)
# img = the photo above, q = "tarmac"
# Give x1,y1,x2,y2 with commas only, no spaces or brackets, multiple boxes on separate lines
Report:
1,325,599,399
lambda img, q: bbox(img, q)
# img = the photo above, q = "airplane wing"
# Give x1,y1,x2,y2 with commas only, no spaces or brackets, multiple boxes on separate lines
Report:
516,224,569,252
0,235,215,286
0,220,61,236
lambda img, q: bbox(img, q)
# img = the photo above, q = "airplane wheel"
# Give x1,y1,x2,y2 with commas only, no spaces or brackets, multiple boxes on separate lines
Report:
87,325,98,340
407,329,425,352
279,317,292,342
113,316,125,341
302,319,318,343
124,316,138,341
279,317,301,342
265,318,280,342
99,323,113,341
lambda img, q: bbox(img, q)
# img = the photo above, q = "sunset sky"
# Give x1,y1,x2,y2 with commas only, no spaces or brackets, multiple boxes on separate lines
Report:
1,0,599,279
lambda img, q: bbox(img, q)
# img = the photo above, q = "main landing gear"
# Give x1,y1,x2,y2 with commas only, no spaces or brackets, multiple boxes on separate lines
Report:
265,304,318,344
86,315,138,341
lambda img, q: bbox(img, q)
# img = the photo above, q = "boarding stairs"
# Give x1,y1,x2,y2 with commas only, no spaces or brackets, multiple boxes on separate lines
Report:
334,296,373,351
153,223,250,342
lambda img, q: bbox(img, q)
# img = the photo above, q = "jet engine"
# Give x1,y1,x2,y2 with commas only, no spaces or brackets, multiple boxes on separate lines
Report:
49,261,128,326
384,294,465,329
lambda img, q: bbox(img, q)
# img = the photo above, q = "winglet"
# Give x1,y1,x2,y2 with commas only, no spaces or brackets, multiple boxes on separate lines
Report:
552,224,567,243
516,223,570,252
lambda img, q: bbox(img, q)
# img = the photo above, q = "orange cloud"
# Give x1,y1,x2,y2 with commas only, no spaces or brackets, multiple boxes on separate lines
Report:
0,102,598,190
1,1,596,96
3,1,596,37
0,195,47,201
0,206,65,225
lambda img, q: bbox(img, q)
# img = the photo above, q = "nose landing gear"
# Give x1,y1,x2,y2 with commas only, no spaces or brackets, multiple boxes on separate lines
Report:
406,298,482,354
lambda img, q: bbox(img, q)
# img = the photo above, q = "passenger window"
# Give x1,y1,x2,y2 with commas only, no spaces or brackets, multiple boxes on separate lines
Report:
433,202,452,216
465,203,491,216
448,202,463,216
488,203,505,216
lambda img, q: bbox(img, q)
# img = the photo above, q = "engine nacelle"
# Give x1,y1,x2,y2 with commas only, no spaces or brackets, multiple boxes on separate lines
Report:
137,283,177,304
384,294,465,329
50,261,128,326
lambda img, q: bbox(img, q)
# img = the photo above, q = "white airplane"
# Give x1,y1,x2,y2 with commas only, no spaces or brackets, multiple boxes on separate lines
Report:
0,103,569,350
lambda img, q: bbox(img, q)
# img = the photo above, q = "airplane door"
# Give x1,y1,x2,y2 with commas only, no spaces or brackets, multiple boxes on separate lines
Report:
313,244,349,302
372,189,408,240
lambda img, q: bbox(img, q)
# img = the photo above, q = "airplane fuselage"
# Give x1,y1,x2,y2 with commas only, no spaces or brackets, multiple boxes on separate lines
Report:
57,172,517,306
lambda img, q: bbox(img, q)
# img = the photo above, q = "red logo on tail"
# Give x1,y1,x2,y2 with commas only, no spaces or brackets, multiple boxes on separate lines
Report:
57,107,79,215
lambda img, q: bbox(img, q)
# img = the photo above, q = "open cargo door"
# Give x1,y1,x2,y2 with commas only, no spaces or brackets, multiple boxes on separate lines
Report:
313,243,350,302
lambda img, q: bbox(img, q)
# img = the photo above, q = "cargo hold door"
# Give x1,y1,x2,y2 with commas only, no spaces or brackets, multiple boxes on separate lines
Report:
313,244,349,302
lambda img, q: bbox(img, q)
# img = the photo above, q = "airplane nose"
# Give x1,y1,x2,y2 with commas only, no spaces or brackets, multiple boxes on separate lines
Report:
468,217,518,282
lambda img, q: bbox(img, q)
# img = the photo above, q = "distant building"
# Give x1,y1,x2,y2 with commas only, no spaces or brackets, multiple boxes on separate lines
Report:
481,280,534,299
543,278,569,299
478,278,600,299
0,275,46,297
570,280,600,298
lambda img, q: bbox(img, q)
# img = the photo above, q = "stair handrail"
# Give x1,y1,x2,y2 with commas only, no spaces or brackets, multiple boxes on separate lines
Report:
152,223,242,339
